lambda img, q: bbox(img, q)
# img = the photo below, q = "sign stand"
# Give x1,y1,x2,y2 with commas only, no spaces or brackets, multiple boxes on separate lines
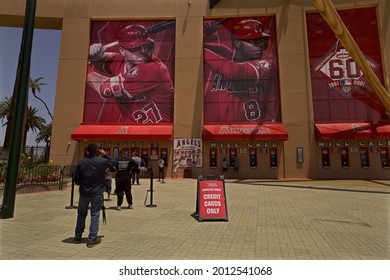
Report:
195,178,228,222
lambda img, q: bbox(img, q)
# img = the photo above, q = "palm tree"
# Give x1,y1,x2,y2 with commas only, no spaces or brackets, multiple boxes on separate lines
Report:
35,122,52,145
1,76,52,160
0,96,12,126
24,107,46,152
35,122,52,163
29,77,53,120
0,96,46,152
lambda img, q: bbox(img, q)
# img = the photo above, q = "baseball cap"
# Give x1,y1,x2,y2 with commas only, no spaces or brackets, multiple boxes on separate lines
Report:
232,19,270,40
118,24,154,50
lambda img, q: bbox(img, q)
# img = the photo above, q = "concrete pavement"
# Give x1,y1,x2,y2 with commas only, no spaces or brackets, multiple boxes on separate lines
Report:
0,178,389,260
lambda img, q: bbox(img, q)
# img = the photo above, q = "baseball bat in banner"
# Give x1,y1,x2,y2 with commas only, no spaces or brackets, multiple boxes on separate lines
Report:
101,21,175,51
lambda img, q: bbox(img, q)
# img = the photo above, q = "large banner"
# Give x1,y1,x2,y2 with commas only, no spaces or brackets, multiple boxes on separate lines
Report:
203,16,281,124
83,20,175,124
307,7,386,122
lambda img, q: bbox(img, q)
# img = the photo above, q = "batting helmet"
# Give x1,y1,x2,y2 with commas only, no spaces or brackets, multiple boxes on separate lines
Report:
118,24,154,49
232,19,270,40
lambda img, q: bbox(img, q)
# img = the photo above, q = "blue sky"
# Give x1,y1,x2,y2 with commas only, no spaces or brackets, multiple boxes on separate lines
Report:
0,26,61,147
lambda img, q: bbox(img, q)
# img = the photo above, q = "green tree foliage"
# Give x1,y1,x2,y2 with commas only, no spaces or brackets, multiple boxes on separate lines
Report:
29,77,53,120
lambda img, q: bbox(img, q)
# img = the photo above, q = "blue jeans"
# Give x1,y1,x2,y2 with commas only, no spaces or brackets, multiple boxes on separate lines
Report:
75,194,103,242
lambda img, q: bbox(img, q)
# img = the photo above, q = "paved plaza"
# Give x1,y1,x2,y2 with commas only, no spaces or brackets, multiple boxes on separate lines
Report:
0,178,389,260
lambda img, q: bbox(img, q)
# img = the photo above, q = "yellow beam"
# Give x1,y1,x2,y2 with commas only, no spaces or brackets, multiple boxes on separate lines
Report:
310,0,390,117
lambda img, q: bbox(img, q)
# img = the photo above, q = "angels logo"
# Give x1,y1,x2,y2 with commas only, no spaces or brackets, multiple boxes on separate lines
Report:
116,126,128,134
312,40,380,98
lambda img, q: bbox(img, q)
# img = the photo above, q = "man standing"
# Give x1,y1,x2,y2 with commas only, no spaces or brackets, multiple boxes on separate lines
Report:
157,157,165,183
233,156,240,179
115,151,137,210
131,152,141,185
73,143,115,248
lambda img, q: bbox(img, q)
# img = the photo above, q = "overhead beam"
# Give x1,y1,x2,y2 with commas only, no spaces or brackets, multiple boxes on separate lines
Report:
310,0,390,117
210,0,221,9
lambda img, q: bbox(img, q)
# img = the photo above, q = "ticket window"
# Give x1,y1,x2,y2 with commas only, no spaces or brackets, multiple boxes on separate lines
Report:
269,147,278,168
380,147,390,168
122,148,130,156
150,147,159,160
229,148,237,168
141,148,149,161
321,147,330,168
209,148,217,168
249,148,257,168
131,147,140,156
340,147,350,168
160,148,168,166
360,147,370,168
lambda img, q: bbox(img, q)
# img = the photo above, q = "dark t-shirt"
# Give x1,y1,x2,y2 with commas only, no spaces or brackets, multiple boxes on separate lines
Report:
115,156,137,182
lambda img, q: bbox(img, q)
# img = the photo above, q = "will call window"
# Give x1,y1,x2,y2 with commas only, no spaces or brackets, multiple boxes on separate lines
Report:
321,147,330,168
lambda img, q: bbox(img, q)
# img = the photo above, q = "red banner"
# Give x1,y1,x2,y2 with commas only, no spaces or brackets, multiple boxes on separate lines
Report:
83,20,175,124
203,16,281,124
197,180,228,221
306,7,386,122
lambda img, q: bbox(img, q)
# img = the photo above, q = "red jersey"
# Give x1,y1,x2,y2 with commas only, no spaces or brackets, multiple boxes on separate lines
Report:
98,53,174,123
204,43,281,123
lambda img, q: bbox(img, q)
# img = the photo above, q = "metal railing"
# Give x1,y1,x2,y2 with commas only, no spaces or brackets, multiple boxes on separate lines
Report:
0,165,64,191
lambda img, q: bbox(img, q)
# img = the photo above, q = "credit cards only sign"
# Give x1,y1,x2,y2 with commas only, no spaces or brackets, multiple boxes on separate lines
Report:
198,180,228,221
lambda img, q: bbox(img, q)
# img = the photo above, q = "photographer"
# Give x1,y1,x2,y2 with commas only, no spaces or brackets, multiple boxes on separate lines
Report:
73,144,115,248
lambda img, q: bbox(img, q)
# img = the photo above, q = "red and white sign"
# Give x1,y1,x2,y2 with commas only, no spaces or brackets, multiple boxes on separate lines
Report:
197,180,228,221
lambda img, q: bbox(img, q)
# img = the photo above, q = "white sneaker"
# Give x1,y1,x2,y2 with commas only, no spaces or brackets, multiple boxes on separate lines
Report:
116,206,121,211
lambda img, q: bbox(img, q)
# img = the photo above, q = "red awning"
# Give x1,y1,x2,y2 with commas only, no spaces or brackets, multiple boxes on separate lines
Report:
202,124,288,141
315,122,390,140
71,125,173,141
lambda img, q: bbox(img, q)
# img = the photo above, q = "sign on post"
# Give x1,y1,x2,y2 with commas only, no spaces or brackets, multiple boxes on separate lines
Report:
196,179,228,221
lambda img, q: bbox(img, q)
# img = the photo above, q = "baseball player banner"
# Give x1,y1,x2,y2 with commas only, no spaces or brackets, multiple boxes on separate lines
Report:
174,138,203,168
203,16,281,124
307,7,386,122
83,20,175,124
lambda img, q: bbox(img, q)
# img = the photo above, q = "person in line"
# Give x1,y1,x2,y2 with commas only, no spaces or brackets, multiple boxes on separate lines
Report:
139,157,147,178
73,143,115,248
233,156,240,179
104,167,113,201
222,157,228,179
115,151,137,210
173,158,180,179
131,152,141,185
157,157,165,182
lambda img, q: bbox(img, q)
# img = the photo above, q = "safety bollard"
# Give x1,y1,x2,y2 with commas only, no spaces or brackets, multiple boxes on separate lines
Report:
145,170,157,208
65,174,77,209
